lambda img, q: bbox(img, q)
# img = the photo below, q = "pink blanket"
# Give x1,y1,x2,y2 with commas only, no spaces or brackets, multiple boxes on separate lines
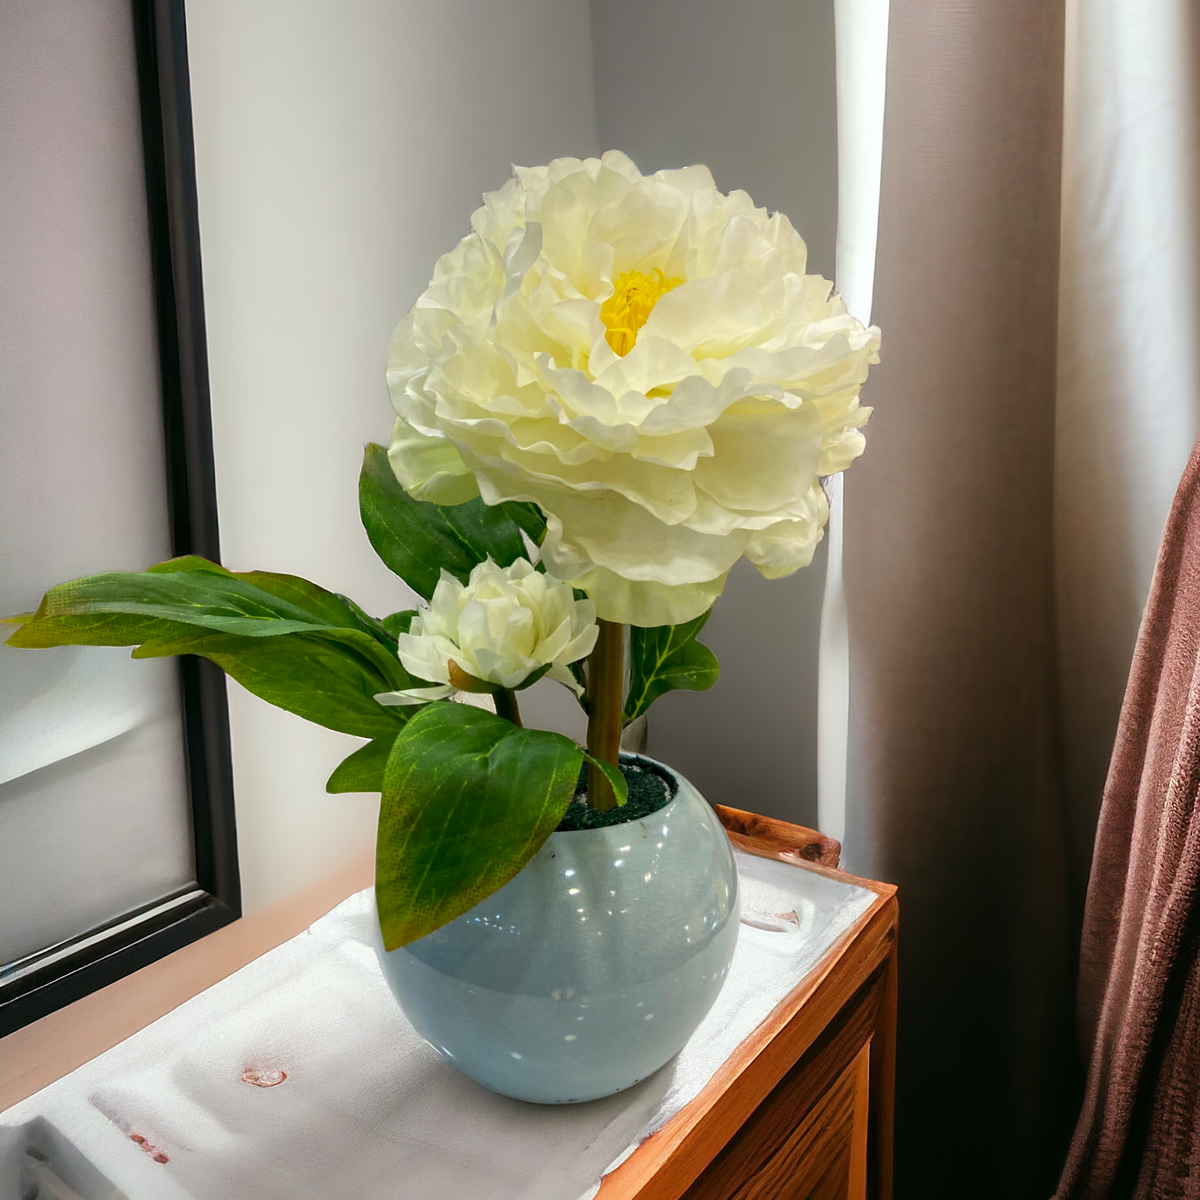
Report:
1059,438,1200,1198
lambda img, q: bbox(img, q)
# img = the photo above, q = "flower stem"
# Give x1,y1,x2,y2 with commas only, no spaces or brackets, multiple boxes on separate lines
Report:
494,688,522,727
586,619,624,810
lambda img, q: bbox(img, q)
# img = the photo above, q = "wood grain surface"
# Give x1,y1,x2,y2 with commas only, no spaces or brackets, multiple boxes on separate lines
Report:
680,971,884,1199
714,805,843,869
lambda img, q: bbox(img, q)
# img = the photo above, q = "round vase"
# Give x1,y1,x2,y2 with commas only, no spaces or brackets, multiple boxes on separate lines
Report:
374,755,740,1104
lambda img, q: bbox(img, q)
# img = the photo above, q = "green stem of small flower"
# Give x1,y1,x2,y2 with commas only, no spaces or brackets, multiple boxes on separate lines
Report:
585,619,624,811
494,688,522,727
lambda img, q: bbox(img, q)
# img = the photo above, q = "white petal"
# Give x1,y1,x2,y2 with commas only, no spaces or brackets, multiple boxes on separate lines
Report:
557,617,599,664
695,399,821,514
539,490,742,585
744,486,830,577
384,151,878,616
387,417,479,505
375,686,456,706
640,271,775,358
395,632,454,686
471,646,538,689
546,661,586,696
558,562,729,627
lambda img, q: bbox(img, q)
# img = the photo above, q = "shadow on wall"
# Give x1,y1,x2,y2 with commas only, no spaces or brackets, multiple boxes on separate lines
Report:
591,0,839,829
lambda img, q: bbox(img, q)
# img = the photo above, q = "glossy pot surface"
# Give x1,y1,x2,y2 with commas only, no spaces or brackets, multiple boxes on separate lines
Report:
375,756,739,1104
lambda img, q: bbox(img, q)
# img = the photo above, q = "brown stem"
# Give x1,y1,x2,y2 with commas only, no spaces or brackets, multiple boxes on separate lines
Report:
494,688,522,727
585,619,624,810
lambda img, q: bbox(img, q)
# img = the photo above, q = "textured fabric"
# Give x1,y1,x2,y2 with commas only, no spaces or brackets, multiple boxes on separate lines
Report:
1055,0,1200,903
841,2,1079,1197
0,852,875,1200
1058,439,1200,1198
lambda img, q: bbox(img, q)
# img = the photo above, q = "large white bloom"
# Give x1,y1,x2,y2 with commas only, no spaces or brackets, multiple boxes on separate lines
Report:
388,151,880,626
375,557,597,705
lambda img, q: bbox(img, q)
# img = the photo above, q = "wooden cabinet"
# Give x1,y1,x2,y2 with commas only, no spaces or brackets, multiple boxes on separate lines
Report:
598,806,898,1200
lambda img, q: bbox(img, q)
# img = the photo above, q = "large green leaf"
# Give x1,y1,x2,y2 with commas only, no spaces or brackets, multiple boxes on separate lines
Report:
174,633,410,737
5,556,414,738
326,733,399,793
624,614,720,723
359,442,546,599
375,703,626,948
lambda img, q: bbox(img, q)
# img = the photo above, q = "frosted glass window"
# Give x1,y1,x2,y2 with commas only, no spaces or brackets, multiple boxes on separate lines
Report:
0,3,210,1001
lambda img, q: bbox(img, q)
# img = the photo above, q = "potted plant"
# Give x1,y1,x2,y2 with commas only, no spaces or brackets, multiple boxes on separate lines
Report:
5,152,878,1104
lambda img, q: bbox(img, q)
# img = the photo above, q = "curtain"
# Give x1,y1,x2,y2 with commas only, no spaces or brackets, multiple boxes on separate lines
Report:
1055,0,1200,905
818,0,890,846
839,0,1200,1195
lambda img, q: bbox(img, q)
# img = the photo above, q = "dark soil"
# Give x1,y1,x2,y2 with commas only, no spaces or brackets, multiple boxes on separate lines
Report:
556,754,679,832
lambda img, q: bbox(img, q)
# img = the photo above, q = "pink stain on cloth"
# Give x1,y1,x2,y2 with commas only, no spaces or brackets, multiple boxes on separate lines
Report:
128,1133,168,1164
241,1067,288,1088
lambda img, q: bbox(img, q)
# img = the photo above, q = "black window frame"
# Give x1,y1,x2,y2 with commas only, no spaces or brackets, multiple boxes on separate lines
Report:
0,0,239,1037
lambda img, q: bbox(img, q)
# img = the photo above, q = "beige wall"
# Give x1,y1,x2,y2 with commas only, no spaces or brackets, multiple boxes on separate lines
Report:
187,0,600,912
188,0,840,910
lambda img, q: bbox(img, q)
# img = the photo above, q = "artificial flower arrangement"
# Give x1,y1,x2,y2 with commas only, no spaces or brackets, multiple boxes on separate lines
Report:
7,152,878,1101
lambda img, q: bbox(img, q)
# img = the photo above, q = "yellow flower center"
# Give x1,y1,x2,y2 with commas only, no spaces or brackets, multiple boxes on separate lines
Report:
599,268,683,356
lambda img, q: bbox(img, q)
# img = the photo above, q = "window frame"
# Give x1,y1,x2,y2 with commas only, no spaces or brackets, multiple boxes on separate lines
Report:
0,0,239,1036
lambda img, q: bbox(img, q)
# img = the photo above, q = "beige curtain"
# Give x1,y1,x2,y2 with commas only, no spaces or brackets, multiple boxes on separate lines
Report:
838,0,1200,1193
1055,0,1200,900
844,6,1078,1194
842,0,1200,1193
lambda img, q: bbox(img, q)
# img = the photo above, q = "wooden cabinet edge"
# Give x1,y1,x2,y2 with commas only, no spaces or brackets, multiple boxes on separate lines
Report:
597,891,897,1199
715,805,843,869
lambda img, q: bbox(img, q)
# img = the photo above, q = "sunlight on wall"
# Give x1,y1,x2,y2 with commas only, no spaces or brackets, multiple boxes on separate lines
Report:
188,0,600,912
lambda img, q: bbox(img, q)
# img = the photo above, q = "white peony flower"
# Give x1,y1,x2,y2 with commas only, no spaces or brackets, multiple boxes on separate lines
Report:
375,557,597,705
387,151,880,626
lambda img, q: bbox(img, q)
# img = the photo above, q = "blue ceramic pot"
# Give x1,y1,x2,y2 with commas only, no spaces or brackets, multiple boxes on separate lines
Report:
374,755,739,1104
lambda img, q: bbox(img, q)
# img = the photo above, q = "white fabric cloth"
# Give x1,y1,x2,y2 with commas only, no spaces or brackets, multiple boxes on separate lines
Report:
818,0,892,844
1055,0,1200,882
1,851,874,1200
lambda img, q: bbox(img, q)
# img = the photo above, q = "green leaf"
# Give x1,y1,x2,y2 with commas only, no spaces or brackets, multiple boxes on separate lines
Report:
174,633,411,737
327,734,399,793
504,500,548,546
6,557,414,738
511,662,551,692
568,659,588,711
376,703,585,948
381,609,418,638
581,753,628,807
624,613,720,723
359,442,545,599
335,593,397,648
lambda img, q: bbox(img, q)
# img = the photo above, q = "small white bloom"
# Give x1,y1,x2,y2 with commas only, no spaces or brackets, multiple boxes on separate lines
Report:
375,557,598,706
387,150,880,626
